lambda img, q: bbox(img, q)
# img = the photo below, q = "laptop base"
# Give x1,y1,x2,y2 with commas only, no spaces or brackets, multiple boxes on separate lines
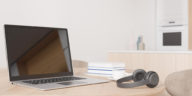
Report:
12,76,109,90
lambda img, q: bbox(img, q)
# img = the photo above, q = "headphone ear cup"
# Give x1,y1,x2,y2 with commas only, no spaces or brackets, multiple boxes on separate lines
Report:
145,71,159,88
133,69,146,82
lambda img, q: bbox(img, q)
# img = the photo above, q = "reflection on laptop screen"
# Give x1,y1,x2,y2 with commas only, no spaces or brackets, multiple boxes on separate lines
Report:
5,25,72,77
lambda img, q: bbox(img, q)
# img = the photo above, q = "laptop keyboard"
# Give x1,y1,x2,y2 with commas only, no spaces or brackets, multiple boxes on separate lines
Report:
23,77,86,85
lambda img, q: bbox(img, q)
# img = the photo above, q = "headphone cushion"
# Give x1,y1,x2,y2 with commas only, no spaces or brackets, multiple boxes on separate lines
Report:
133,69,146,82
145,71,159,88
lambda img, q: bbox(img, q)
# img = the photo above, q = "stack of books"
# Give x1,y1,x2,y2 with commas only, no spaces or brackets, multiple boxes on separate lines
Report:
87,62,126,78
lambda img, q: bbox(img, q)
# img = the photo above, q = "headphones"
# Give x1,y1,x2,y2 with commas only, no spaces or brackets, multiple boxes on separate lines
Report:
116,69,159,88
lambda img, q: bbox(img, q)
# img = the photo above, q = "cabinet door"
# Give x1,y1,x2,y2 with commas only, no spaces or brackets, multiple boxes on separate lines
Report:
157,0,188,26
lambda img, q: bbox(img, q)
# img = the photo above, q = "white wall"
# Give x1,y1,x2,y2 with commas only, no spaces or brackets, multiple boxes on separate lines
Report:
0,0,156,68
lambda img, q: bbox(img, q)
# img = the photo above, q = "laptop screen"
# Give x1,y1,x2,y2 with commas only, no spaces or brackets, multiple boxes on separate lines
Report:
5,25,73,81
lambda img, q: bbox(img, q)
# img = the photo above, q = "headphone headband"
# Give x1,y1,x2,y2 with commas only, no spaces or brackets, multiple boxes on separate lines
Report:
116,75,132,83
117,78,149,88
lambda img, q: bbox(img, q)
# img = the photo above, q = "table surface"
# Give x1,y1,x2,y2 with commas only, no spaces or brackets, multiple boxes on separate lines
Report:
0,69,165,96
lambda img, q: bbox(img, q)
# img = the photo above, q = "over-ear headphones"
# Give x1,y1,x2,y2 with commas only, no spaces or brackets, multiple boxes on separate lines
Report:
116,69,159,88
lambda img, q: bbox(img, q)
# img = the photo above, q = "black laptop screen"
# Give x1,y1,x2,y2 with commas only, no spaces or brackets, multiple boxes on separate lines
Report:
5,25,72,79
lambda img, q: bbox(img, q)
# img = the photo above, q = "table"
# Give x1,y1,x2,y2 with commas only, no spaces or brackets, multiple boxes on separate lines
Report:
0,69,165,96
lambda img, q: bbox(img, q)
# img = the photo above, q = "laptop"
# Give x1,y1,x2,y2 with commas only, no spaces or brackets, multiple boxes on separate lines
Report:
4,24,108,90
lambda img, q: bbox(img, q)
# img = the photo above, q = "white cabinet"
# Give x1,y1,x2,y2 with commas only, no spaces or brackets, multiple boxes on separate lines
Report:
108,51,192,82
157,0,188,26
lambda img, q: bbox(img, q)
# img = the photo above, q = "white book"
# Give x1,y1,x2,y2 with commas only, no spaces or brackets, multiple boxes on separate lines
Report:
88,62,125,68
88,69,126,75
87,73,112,77
88,66,125,70
88,70,113,74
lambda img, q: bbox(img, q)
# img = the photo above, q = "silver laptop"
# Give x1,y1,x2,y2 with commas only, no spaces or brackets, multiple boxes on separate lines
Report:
4,25,108,90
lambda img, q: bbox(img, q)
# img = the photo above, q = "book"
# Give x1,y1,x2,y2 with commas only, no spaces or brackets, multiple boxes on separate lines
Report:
87,62,126,78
